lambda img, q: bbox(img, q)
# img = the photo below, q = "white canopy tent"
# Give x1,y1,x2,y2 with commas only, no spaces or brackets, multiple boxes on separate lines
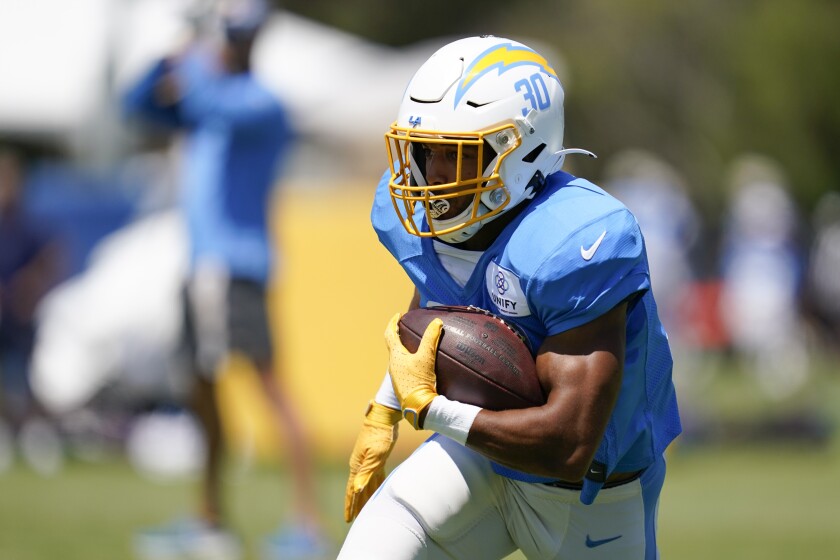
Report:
0,0,439,174
0,0,113,151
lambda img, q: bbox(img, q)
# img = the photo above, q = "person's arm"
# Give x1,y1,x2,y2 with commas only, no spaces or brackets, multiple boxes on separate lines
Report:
344,288,422,522
465,302,626,481
373,288,422,411
389,301,626,482
121,58,183,127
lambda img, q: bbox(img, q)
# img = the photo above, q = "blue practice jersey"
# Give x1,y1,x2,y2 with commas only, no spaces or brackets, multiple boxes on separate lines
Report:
122,47,293,283
372,170,681,504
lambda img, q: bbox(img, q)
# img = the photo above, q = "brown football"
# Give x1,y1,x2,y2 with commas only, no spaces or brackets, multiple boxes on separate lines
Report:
397,306,545,410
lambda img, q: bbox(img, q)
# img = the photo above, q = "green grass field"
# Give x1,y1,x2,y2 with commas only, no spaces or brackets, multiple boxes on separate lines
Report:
2,361,839,559
1,444,838,560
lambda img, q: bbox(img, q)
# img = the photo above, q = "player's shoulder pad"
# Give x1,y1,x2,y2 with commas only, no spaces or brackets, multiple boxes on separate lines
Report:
372,169,400,232
507,175,642,274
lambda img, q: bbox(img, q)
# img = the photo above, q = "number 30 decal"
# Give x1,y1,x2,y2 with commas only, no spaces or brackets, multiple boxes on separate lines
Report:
515,73,551,116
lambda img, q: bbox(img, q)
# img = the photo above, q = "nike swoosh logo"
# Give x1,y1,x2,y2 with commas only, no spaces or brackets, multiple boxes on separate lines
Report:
585,534,622,548
580,230,607,261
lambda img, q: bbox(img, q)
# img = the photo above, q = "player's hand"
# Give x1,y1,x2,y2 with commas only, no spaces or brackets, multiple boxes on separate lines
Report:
384,312,443,429
344,401,402,522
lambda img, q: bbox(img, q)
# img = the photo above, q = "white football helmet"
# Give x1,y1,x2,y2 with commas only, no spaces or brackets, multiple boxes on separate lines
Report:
385,35,593,243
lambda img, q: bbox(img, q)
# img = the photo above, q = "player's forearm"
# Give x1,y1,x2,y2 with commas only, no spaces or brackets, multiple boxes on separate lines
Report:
466,404,600,481
416,388,599,481
470,306,625,479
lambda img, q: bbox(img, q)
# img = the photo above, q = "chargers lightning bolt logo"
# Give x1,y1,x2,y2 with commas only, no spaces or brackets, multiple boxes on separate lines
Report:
454,43,559,108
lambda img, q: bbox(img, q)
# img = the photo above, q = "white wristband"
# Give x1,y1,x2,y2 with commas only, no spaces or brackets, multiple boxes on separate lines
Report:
423,395,482,446
374,370,401,410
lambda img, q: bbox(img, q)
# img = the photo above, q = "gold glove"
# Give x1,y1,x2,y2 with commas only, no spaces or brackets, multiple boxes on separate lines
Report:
384,313,444,429
344,400,402,523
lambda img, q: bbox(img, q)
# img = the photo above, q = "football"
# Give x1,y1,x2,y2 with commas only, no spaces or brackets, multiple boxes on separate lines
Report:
397,306,545,411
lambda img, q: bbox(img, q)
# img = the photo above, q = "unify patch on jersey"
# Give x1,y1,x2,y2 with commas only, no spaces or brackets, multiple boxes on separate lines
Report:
485,262,531,317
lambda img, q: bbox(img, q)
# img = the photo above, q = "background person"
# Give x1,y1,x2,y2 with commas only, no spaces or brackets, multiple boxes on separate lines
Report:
0,145,66,476
121,2,329,558
717,154,809,399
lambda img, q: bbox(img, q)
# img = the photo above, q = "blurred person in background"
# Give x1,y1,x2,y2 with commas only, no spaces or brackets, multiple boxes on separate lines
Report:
0,145,66,475
121,1,330,559
602,150,701,358
601,150,710,436
718,154,809,399
804,191,840,355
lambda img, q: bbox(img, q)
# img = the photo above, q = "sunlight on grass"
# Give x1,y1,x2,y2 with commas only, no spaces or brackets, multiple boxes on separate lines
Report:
1,360,838,560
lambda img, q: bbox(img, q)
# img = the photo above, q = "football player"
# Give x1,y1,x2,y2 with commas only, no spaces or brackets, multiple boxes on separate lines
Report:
340,36,681,560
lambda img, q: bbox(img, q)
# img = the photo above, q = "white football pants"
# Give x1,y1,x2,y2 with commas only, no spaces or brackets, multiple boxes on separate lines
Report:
338,434,666,560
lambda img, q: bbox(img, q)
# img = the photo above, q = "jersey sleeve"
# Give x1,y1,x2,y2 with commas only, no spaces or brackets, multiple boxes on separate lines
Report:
371,169,415,253
121,58,183,128
530,208,651,335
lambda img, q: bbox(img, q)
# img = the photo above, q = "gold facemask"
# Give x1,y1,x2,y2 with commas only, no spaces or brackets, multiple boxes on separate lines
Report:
384,122,522,238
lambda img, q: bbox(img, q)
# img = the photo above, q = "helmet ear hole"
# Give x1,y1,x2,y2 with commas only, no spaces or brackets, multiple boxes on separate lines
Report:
521,143,546,164
481,139,497,175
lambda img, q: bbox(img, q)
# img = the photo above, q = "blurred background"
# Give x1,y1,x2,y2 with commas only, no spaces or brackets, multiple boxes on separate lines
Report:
1,1,839,559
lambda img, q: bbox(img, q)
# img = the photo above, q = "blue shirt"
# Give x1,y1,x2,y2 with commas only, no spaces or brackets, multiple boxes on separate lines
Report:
122,48,292,283
372,170,682,504
0,206,50,338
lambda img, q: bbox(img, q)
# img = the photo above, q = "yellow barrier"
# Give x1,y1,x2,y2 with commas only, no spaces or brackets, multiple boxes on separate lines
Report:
216,181,431,465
